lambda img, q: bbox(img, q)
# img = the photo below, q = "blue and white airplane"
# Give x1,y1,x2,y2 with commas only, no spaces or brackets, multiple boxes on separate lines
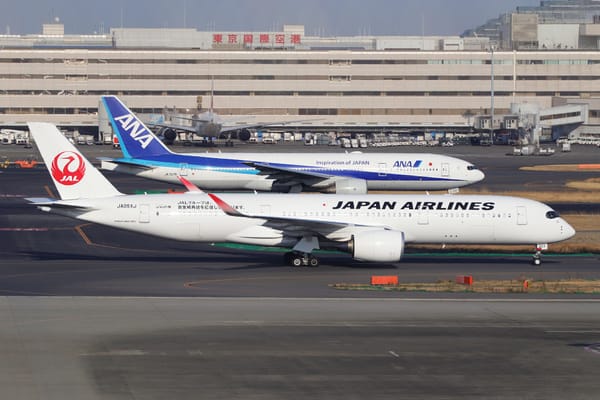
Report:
100,96,484,194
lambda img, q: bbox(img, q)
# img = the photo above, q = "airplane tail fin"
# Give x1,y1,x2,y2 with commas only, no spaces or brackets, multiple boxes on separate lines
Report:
28,122,122,200
101,95,173,158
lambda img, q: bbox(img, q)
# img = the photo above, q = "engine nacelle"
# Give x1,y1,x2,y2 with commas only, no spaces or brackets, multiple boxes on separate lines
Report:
325,178,368,194
160,128,177,144
350,230,405,263
236,129,252,141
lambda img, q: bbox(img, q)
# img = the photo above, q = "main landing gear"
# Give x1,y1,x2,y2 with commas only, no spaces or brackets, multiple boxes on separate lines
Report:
532,244,548,266
285,235,320,267
284,251,319,267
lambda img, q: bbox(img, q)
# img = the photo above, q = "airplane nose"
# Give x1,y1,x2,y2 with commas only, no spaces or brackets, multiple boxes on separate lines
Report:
473,169,485,183
562,220,576,239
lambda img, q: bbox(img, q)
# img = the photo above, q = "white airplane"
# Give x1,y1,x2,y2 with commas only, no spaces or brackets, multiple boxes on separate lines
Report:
27,122,574,266
99,95,485,194
145,81,310,144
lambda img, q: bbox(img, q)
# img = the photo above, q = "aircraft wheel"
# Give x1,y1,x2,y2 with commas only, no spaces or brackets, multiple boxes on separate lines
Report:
309,256,319,267
284,252,292,264
291,256,304,267
532,257,541,266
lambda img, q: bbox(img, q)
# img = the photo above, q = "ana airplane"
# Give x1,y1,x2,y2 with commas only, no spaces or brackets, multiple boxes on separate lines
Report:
27,122,574,266
99,95,485,194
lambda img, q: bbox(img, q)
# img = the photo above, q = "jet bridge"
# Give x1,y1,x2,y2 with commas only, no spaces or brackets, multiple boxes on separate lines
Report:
538,104,587,141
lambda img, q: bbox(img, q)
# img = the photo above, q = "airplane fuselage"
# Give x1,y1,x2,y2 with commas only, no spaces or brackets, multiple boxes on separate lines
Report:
103,152,484,191
44,193,574,248
192,118,222,138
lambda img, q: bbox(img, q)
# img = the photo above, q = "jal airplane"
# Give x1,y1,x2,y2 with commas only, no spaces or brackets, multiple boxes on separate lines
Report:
27,122,574,266
99,96,484,194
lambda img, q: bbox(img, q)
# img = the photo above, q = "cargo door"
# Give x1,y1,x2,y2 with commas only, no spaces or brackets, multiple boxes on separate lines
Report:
139,204,150,223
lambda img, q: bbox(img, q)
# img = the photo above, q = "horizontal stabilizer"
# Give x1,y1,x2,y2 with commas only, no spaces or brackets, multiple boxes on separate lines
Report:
25,197,91,210
98,158,154,171
25,197,57,204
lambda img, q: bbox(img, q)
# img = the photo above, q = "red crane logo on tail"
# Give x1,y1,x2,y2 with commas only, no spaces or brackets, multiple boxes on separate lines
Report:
51,151,86,185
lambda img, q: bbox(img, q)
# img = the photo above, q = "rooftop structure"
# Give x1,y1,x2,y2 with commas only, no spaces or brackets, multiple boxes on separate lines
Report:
465,0,600,50
0,2,599,142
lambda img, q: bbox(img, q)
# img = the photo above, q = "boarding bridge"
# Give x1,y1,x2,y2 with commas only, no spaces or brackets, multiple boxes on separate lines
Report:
539,104,587,126
538,104,587,140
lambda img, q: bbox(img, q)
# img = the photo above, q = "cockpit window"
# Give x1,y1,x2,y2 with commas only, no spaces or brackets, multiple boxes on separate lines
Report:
546,211,560,219
467,165,478,171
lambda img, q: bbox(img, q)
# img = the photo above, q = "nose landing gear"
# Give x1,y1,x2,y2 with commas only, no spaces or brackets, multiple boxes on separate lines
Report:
532,244,548,266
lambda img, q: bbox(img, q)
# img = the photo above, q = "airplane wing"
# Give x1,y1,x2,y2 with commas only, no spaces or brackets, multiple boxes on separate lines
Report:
146,122,198,134
147,117,321,138
220,117,322,134
97,157,154,170
160,115,211,123
243,161,332,186
207,193,388,238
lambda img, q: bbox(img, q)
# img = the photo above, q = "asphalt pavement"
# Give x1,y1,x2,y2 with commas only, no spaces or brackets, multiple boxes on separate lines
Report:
1,142,599,399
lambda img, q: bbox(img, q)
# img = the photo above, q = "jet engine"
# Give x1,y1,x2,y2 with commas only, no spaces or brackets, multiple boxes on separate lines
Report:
349,230,405,262
236,129,252,141
160,128,177,144
323,178,368,194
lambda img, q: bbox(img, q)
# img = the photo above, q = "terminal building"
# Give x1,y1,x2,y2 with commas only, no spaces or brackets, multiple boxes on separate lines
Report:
1,0,599,143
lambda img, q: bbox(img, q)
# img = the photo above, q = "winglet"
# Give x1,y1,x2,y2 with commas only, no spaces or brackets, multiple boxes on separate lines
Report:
177,175,204,193
207,193,244,216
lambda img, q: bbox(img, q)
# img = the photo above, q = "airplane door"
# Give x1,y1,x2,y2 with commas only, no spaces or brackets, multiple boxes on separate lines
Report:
418,211,429,225
378,163,387,177
441,162,450,177
516,206,527,225
139,204,150,223
179,163,189,176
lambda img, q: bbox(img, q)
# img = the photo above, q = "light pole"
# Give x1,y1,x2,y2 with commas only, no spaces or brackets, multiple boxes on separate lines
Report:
490,45,495,145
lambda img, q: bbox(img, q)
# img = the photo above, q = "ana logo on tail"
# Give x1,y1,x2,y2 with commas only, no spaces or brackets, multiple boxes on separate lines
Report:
113,113,154,149
51,151,86,185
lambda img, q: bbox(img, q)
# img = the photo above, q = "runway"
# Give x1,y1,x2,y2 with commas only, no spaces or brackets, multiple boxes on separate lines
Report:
1,144,599,398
